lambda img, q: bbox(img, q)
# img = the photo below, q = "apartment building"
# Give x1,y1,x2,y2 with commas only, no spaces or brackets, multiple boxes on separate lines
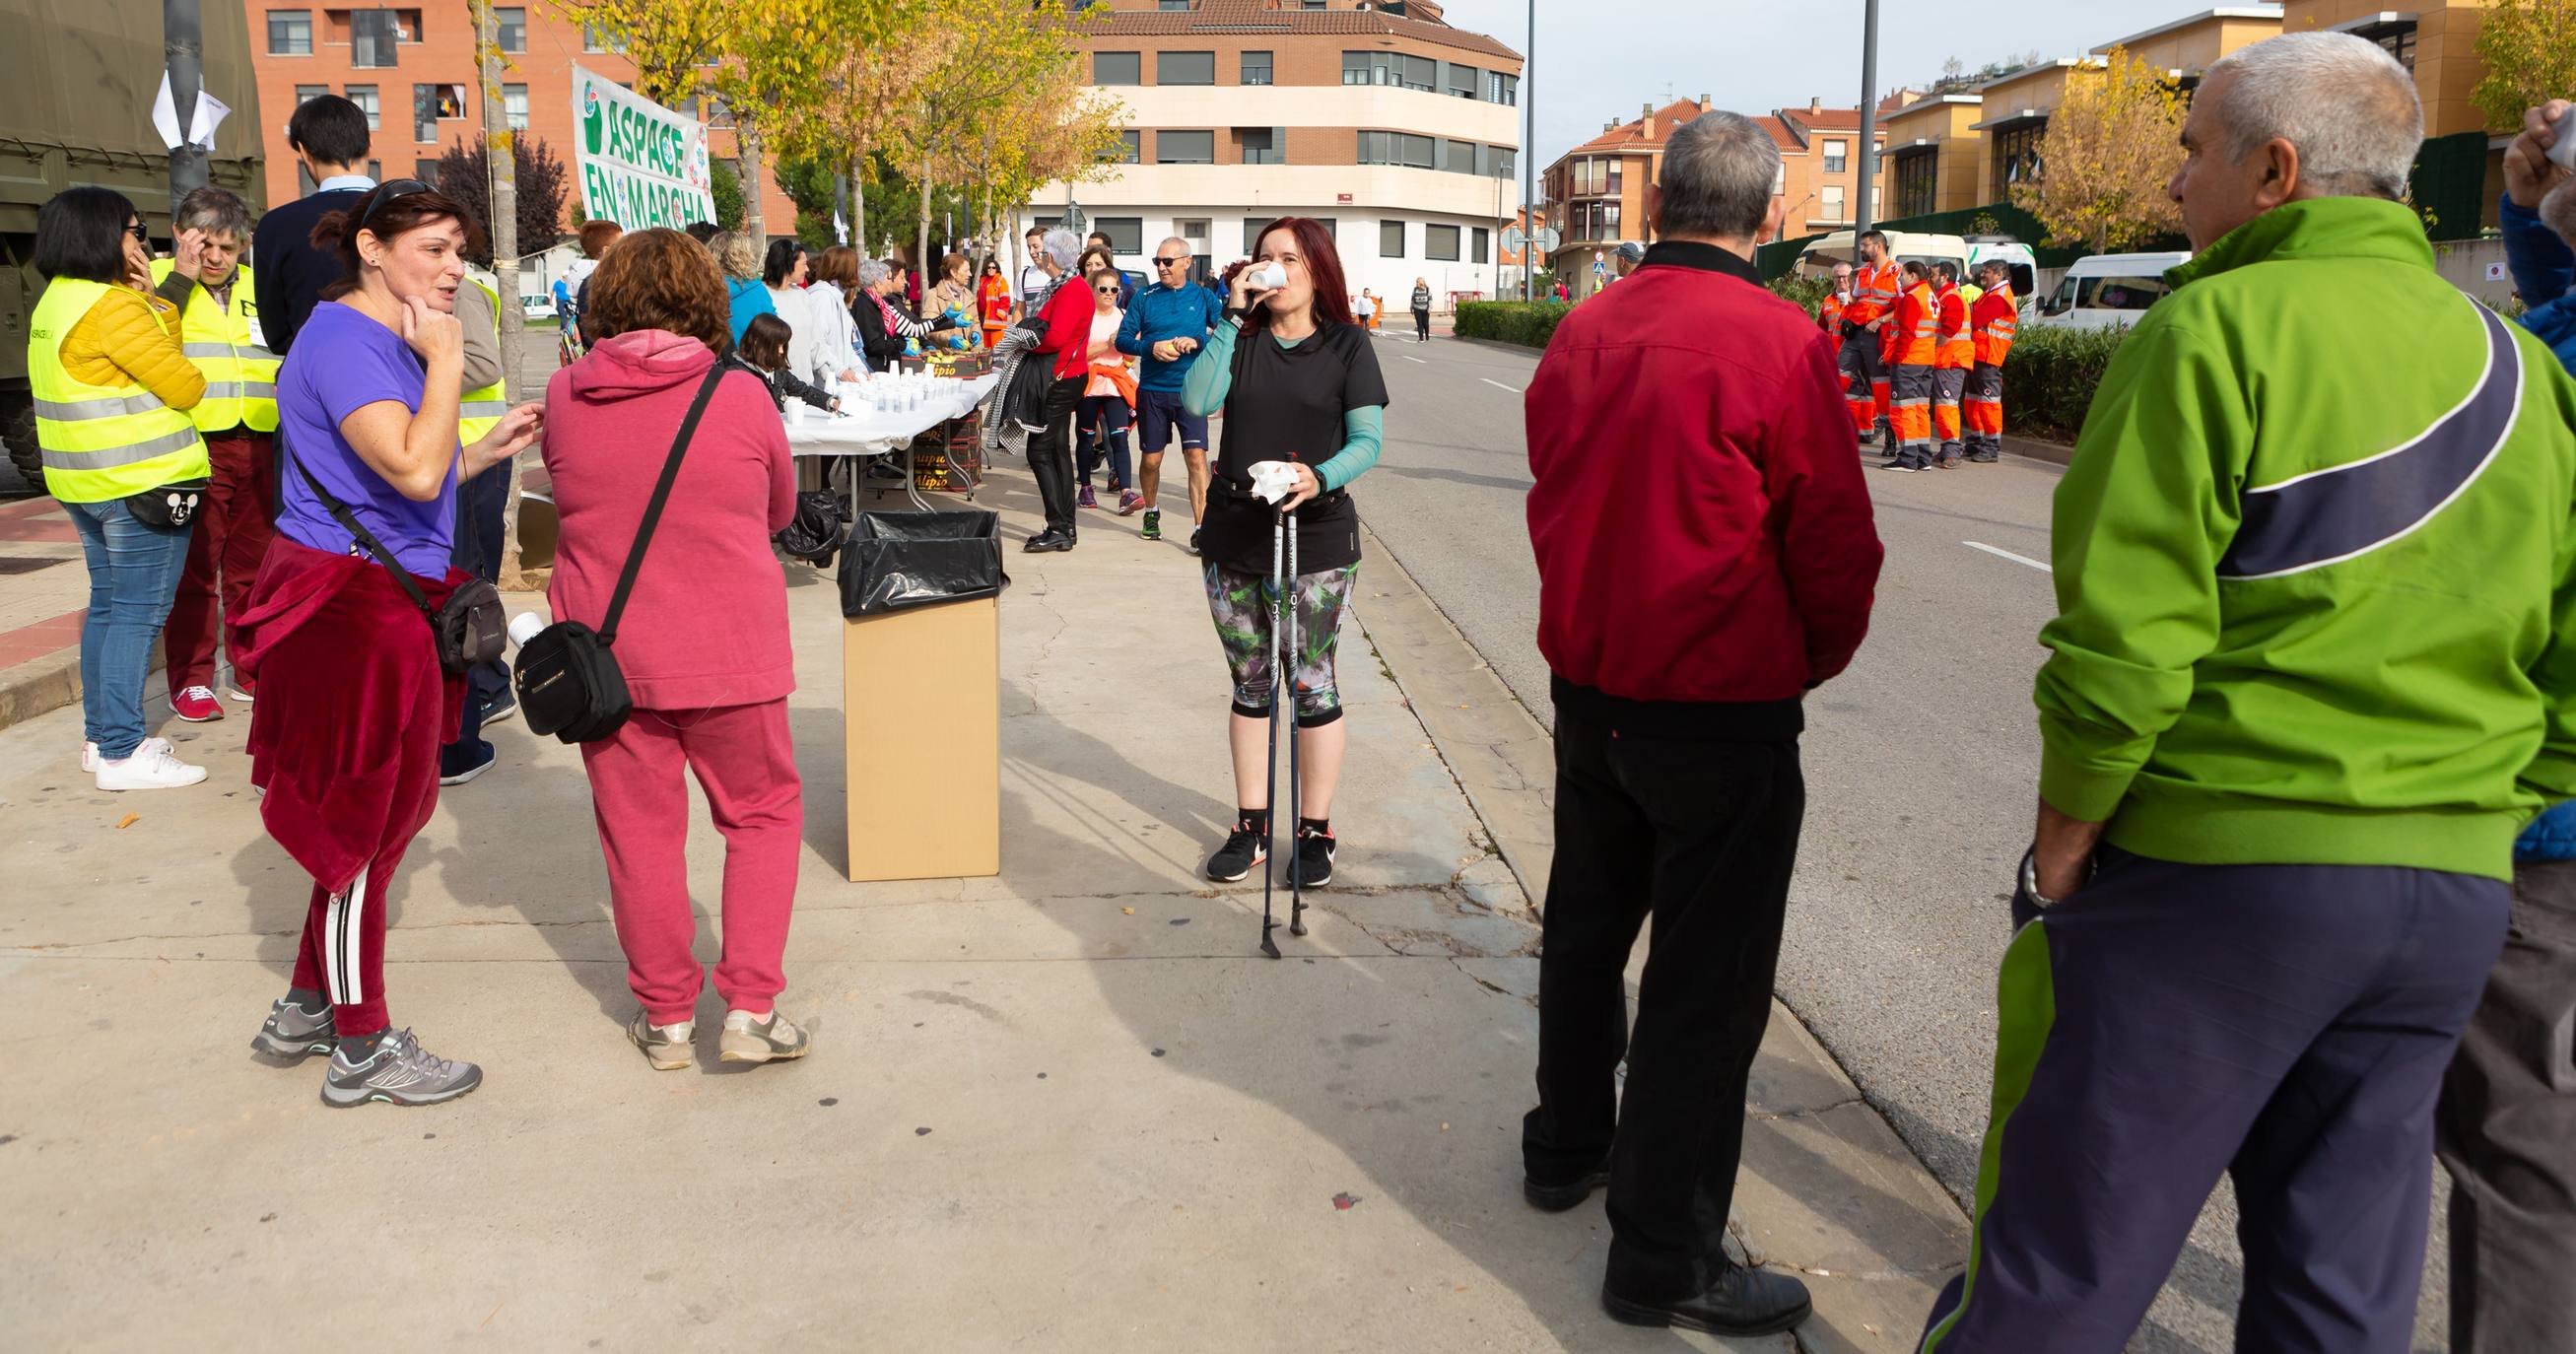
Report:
1978,7,2281,201
1880,95,1984,218
1778,99,1896,237
2278,1,2494,139
245,1,795,235
1034,0,1524,305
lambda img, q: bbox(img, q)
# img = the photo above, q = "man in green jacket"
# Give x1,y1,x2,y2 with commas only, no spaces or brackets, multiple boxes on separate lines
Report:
1919,34,2576,1354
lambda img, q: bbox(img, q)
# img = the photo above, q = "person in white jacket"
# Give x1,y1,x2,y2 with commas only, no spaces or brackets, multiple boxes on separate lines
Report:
806,245,865,386
763,238,853,390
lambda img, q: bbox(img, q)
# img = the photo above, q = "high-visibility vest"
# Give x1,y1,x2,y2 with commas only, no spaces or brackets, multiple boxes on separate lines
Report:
1893,283,1939,366
1972,287,2020,367
147,259,279,434
457,278,508,444
1819,291,1846,352
1846,261,1901,325
27,278,210,503
1936,287,1975,370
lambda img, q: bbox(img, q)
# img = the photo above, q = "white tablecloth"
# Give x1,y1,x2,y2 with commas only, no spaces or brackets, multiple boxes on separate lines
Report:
781,372,999,456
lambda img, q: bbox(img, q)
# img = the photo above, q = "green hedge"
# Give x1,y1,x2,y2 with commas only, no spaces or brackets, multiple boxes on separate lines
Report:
1455,301,1574,348
2001,324,2129,442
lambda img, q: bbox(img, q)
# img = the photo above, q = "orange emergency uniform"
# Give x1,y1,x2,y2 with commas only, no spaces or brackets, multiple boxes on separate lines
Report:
1820,289,1847,356
1932,282,1973,456
1886,279,1939,463
1965,284,2018,460
1841,260,1902,437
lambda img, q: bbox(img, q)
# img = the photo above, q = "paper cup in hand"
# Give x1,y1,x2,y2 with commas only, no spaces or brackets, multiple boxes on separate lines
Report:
1248,460,1302,506
1247,261,1289,292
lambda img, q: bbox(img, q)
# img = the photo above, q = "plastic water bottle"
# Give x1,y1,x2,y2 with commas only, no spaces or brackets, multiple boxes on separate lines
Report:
508,612,547,647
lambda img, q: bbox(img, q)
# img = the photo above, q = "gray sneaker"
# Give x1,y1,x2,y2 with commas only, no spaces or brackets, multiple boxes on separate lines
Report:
321,1028,483,1108
718,1009,812,1064
251,995,336,1060
628,1012,696,1071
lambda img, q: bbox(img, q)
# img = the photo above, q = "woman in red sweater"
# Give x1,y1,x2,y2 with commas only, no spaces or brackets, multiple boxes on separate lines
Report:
1016,228,1093,552
540,229,809,1070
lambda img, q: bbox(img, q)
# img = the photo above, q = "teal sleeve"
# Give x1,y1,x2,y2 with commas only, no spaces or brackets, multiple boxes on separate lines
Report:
2032,321,2243,823
1315,406,1383,492
1183,316,1240,417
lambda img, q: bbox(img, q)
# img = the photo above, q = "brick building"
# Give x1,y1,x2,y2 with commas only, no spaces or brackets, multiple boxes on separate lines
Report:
1034,0,1525,306
243,1,796,242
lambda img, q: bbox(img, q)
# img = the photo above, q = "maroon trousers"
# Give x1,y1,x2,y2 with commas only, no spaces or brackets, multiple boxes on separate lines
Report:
237,539,462,1037
164,432,277,693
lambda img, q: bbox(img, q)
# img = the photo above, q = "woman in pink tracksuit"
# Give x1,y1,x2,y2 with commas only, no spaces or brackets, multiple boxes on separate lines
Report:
539,228,810,1071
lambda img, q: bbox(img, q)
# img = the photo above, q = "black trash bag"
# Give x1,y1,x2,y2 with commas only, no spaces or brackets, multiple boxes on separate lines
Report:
838,508,1008,617
776,491,848,569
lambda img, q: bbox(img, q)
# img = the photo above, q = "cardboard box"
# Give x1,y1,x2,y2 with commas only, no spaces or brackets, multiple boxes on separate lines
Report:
842,595,999,882
911,415,983,494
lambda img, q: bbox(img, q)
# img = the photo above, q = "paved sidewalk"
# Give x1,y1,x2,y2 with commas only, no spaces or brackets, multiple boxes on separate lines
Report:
0,464,1962,1351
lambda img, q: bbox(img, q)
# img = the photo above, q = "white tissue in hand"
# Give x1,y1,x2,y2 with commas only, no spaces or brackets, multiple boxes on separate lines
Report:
1247,460,1302,506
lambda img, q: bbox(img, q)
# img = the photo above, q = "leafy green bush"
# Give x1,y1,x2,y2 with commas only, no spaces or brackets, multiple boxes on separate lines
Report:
1767,274,1832,320
1455,301,1575,348
2001,323,2130,442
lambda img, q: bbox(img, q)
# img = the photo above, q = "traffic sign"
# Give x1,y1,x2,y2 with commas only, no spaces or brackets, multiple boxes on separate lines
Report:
1502,225,1525,251
1504,225,1561,253
1531,227,1560,251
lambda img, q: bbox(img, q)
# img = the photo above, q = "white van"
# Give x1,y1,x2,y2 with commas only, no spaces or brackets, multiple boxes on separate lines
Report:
1795,231,2040,310
2026,251,2194,331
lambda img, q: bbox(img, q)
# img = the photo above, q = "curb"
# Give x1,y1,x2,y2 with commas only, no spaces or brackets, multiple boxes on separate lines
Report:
2001,434,2076,467
0,647,82,735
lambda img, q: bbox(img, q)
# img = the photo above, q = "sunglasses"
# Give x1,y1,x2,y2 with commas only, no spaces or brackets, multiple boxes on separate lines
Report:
354,178,432,239
1154,255,1189,268
124,222,150,242
1094,285,1120,296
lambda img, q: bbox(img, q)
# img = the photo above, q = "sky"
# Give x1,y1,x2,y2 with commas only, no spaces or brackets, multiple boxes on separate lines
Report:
1431,0,2220,170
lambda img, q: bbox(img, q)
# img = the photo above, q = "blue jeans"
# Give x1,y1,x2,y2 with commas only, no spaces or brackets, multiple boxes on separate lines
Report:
65,498,194,760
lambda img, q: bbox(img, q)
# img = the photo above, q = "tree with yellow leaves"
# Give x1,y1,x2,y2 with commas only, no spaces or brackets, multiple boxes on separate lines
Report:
540,0,733,109
769,0,934,254
2011,47,2187,254
2474,0,2576,132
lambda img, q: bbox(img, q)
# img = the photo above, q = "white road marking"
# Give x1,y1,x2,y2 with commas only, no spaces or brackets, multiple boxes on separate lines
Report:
1481,378,1522,394
1963,541,2051,574
1401,355,1427,364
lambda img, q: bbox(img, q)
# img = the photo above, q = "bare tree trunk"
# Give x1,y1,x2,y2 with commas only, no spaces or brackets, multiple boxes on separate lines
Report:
739,119,767,241
916,155,934,317
849,148,869,258
476,0,528,586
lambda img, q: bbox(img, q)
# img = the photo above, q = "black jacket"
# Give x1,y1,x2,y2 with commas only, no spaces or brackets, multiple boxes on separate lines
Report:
724,353,836,413
251,187,369,356
851,291,964,372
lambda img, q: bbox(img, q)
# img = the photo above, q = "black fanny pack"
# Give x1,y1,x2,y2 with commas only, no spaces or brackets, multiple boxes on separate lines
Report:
284,436,503,677
125,478,212,530
514,365,723,744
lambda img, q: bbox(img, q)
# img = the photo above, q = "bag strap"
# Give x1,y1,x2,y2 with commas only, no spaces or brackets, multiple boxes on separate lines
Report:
600,362,725,644
282,433,438,622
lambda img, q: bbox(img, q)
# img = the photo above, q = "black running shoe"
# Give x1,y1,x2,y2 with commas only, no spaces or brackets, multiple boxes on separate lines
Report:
1205,825,1267,882
1291,826,1337,888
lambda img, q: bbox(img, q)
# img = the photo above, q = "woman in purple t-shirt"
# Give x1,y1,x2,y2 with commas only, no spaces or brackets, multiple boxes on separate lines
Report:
235,181,540,1111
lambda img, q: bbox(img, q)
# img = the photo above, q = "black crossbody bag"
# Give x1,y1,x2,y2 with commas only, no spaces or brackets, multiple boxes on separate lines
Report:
284,434,504,677
514,364,723,744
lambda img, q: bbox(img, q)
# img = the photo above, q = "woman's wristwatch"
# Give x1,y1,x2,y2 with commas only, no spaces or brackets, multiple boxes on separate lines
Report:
2018,846,2092,910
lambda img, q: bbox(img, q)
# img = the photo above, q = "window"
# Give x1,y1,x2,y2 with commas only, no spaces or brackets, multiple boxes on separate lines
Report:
1093,218,1143,255
351,10,400,66
1159,50,1214,86
1381,220,1404,257
1245,218,1332,252
1357,130,1434,168
1342,51,1436,91
414,84,440,143
1158,0,1189,8
1094,51,1140,86
1992,121,2045,198
1892,149,1937,218
504,84,528,131
1241,50,1271,85
1568,201,1619,239
1110,130,1141,164
1570,156,1622,196
2071,274,2173,312
1821,184,1847,221
1823,139,1847,175
495,6,524,52
415,158,441,189
2357,20,2416,72
1443,139,1475,173
1235,127,1282,166
1489,146,1516,179
344,84,379,130
1427,224,1460,261
1773,164,1787,195
1157,129,1214,165
1447,63,1478,100
1471,227,1489,264
1302,0,1324,9
267,9,311,55
1485,71,1519,106
581,22,625,53
294,83,328,106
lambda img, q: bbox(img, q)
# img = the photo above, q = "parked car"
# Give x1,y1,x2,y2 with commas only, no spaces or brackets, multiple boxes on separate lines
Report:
2025,251,2194,331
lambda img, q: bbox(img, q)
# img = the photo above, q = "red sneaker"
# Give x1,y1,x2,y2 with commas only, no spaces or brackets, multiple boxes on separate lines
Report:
171,685,224,722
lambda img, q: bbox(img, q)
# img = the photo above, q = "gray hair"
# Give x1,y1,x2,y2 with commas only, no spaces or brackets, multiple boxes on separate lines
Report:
174,185,251,243
856,258,892,288
709,230,761,281
1656,110,1779,241
2543,180,2576,251
2205,33,2422,200
1041,228,1082,270
1158,235,1191,258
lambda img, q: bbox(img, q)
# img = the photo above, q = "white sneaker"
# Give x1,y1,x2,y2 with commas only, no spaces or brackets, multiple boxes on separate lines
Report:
84,735,171,773
96,740,209,790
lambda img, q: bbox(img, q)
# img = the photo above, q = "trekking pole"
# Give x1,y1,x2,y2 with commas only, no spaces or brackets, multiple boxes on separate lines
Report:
1286,507,1309,940
1258,506,1287,960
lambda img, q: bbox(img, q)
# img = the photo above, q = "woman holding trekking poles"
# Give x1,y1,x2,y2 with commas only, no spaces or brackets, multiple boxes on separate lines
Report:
1183,217,1388,893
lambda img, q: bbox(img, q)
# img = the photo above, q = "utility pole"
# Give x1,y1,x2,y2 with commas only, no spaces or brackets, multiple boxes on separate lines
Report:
1520,0,1534,302
1853,0,1881,238
164,0,208,207
475,0,526,581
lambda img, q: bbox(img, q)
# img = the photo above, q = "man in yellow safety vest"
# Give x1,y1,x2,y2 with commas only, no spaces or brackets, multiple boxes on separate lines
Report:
148,187,275,721
439,271,513,783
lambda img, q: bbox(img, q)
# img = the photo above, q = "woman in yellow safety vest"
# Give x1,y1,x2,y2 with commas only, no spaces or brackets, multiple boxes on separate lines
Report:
27,186,214,790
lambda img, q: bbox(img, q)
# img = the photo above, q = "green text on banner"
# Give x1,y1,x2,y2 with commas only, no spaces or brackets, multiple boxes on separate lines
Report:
571,64,717,231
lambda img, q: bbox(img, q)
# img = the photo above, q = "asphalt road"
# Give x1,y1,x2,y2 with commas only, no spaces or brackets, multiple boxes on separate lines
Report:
1353,329,2452,1354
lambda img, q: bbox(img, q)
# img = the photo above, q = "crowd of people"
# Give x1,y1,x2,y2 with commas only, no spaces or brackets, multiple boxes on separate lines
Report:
28,29,2576,1352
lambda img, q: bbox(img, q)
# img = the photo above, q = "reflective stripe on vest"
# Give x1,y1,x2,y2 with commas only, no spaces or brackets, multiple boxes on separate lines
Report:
148,259,280,434
457,278,508,443
27,278,209,500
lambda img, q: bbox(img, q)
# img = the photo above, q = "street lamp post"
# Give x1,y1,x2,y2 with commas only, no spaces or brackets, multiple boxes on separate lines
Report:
1520,0,1534,302
164,0,208,205
1853,0,1880,237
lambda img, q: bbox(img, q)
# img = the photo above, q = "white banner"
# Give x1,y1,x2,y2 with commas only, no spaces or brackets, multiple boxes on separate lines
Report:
571,64,716,232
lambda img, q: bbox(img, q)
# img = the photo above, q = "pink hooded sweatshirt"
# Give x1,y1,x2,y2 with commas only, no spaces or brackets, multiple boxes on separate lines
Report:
541,328,799,710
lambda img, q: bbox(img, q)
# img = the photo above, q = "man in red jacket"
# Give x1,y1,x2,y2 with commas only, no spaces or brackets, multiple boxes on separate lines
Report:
1521,108,1884,1338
